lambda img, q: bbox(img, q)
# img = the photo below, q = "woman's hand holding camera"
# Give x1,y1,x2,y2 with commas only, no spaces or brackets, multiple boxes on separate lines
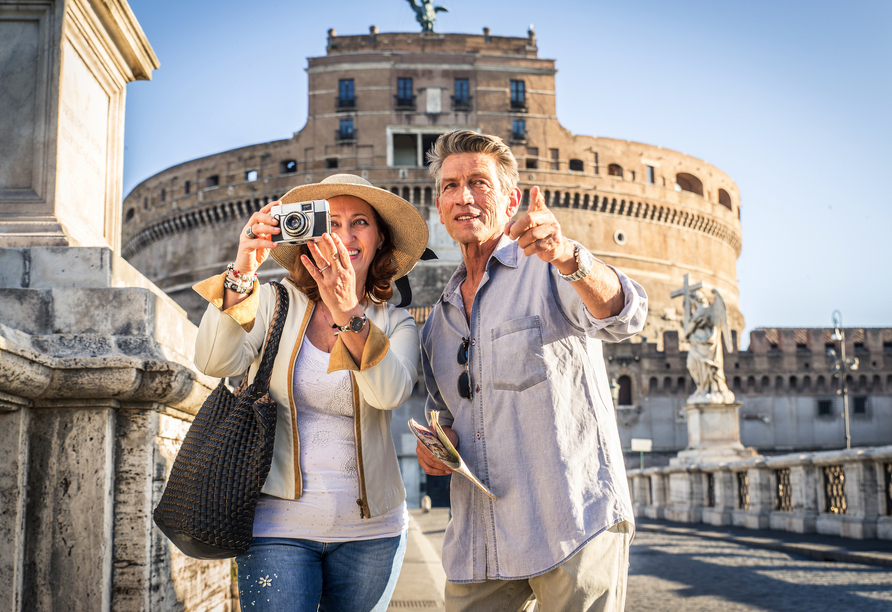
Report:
235,202,280,276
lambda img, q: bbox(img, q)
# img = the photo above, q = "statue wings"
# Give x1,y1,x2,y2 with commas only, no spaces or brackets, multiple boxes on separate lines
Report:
706,289,733,352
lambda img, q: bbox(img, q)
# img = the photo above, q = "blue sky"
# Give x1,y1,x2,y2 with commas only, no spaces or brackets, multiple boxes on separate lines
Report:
123,0,892,342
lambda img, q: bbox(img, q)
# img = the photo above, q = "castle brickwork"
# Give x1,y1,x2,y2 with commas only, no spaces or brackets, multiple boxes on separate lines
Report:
122,28,743,346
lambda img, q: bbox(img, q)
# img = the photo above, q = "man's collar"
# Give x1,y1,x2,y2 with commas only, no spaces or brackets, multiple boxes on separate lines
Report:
491,234,518,269
439,235,518,302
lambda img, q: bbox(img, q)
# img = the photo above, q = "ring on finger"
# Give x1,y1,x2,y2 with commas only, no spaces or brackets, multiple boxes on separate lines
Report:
245,226,257,239
317,261,330,273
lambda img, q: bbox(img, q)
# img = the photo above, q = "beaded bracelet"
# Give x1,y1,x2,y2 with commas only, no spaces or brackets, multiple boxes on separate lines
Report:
226,262,258,281
224,262,257,294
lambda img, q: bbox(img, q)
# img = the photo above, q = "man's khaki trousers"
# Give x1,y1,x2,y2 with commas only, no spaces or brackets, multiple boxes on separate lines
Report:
445,521,633,612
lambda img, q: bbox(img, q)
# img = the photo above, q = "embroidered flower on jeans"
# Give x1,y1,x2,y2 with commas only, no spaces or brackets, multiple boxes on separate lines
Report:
258,576,272,587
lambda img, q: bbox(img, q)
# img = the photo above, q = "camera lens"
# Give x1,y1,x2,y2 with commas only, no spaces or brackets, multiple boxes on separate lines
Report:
283,212,309,237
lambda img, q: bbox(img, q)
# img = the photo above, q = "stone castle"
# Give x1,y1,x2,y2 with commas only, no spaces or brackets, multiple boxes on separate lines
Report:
119,26,890,466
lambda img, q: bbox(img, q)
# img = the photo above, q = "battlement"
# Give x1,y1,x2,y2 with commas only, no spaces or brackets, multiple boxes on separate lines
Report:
324,27,539,58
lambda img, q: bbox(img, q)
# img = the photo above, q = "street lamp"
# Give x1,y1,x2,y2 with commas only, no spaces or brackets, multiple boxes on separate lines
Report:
826,310,859,449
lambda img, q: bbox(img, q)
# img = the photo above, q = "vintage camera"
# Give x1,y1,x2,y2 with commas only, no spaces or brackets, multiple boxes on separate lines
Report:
270,199,331,244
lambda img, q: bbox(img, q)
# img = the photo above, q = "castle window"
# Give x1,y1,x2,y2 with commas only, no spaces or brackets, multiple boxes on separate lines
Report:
338,118,355,141
675,172,704,196
206,175,219,188
569,159,584,172
510,80,526,109
143,197,148,209
526,158,538,169
718,188,732,210
125,208,135,222
817,399,833,417
630,170,636,182
338,79,355,109
594,152,599,174
608,164,623,178
393,134,416,166
184,180,191,194
396,77,415,109
281,160,297,174
246,170,258,182
453,78,471,110
646,165,655,184
326,158,338,169
391,132,442,167
550,149,559,171
618,375,632,406
853,396,867,415
512,119,526,141
649,377,658,394
161,188,166,202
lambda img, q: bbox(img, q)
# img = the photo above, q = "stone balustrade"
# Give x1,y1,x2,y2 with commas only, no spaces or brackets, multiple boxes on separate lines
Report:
628,445,892,541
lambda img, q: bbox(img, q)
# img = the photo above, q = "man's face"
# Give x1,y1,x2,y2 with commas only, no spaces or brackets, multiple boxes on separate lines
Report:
435,152,519,247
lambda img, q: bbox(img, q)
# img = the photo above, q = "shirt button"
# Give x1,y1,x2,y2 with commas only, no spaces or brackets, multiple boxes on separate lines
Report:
476,432,481,439
471,339,476,346
475,385,481,393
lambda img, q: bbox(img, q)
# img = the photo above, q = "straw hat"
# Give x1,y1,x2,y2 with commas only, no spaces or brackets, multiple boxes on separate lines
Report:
269,174,429,280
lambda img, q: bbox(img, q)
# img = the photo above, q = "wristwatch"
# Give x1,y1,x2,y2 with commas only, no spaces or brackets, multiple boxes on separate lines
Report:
558,240,594,282
334,314,368,333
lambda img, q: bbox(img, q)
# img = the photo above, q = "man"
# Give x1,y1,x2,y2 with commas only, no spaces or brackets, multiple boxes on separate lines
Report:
416,131,647,611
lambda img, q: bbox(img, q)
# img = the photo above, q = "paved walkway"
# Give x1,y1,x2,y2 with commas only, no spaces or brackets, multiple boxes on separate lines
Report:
390,510,892,611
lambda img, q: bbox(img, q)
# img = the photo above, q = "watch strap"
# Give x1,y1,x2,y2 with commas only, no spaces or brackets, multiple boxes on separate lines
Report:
558,240,594,282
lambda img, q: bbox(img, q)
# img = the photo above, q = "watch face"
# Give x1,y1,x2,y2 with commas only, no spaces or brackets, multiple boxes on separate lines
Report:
350,317,365,332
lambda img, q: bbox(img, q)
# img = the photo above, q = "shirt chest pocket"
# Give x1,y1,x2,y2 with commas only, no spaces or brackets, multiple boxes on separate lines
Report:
490,316,547,392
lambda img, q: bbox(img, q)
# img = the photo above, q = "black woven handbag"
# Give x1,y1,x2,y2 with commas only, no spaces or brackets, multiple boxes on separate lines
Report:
153,281,289,559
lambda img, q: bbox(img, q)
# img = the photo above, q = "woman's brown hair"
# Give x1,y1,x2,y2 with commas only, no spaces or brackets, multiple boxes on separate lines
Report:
289,206,398,303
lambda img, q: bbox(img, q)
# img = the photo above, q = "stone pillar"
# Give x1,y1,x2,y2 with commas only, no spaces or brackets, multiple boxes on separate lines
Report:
646,470,668,519
0,0,156,250
671,402,756,466
666,468,702,523
701,469,735,526
0,2,232,611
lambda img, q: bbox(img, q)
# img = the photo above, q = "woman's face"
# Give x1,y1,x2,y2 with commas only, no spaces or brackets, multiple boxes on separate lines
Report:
326,195,384,286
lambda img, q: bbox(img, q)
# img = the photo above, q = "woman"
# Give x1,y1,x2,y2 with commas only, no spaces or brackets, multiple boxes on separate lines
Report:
192,174,429,612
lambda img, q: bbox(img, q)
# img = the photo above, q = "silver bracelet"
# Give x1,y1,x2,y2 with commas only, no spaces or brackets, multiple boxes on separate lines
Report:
224,270,254,294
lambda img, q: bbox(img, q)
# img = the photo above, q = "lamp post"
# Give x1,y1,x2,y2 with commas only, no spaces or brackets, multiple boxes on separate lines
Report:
826,310,859,449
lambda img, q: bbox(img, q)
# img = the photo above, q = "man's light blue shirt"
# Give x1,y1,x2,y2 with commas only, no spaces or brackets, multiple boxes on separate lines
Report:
421,235,648,582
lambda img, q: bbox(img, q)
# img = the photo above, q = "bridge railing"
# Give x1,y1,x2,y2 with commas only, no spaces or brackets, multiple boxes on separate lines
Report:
628,445,892,540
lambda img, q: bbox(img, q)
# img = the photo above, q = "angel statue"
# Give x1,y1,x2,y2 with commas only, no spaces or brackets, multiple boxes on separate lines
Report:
406,0,448,32
672,275,736,405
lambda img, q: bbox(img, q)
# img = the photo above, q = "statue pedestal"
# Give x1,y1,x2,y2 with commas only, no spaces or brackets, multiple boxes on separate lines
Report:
671,402,756,466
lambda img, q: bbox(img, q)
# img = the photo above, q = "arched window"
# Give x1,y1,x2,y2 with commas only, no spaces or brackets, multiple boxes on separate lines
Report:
125,208,135,222
746,376,756,393
675,173,703,196
761,376,770,391
649,377,658,394
618,375,632,406
608,164,623,178
789,376,797,392
424,187,433,205
663,377,673,393
678,377,687,394
401,187,410,201
733,376,741,391
718,188,732,210
817,375,827,392
775,376,784,391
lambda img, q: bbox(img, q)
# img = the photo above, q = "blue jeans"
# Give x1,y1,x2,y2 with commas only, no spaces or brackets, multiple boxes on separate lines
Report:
236,532,407,612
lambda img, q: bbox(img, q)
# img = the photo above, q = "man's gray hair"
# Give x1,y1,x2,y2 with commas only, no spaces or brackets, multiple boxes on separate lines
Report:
427,131,519,196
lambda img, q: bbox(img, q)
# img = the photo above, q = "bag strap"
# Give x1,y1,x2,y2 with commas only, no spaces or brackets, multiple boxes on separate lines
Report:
239,281,289,395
